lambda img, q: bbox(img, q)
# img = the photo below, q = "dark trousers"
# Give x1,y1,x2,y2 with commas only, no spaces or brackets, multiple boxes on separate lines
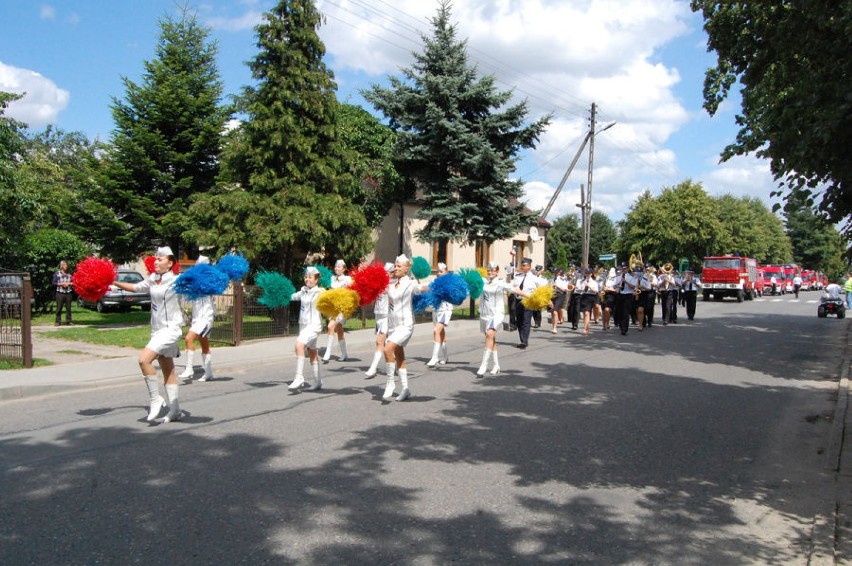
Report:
661,290,672,323
683,291,698,319
515,301,533,345
55,292,73,323
532,308,542,327
570,294,581,328
645,291,656,326
670,290,679,321
508,294,518,329
615,293,633,334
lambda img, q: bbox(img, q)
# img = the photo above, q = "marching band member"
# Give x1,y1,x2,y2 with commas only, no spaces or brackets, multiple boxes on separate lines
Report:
680,270,702,320
569,266,583,330
179,255,216,382
644,265,658,328
476,261,516,376
635,265,652,331
601,267,618,331
670,269,682,323
512,257,545,349
658,264,676,325
426,262,453,368
550,268,569,334
322,259,352,363
578,268,600,336
614,263,637,335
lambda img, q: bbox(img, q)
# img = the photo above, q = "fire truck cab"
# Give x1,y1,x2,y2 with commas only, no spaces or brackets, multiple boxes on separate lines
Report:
701,255,758,302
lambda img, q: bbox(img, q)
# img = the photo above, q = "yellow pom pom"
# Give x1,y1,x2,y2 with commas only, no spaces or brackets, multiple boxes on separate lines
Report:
316,288,361,319
521,285,553,311
477,267,487,277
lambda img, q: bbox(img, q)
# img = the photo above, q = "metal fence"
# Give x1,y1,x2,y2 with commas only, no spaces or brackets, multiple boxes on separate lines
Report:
208,284,478,346
0,270,33,367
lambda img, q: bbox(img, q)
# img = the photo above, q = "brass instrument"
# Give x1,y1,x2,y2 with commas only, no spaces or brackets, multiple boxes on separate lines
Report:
658,262,674,291
565,266,576,292
629,253,644,297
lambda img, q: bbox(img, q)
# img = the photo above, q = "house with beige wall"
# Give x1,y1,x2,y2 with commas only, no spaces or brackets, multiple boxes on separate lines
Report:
370,200,550,273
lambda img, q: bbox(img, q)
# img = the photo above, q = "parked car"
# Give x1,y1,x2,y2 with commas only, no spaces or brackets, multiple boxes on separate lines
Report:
0,274,34,309
78,269,151,312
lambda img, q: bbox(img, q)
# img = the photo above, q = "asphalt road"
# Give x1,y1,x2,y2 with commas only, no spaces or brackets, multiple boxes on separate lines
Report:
0,293,848,564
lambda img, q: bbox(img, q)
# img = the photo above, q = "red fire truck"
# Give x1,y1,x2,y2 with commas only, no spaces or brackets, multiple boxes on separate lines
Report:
762,265,787,295
701,255,759,302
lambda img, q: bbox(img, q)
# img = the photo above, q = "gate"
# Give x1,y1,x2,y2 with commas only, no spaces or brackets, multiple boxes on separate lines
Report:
0,270,33,368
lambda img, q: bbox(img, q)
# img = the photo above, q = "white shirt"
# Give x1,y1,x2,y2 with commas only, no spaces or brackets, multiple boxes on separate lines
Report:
825,283,843,300
191,295,216,324
512,270,544,294
387,275,426,330
681,276,701,292
291,285,324,332
134,272,185,332
578,277,599,294
331,274,352,289
615,272,638,295
480,277,514,320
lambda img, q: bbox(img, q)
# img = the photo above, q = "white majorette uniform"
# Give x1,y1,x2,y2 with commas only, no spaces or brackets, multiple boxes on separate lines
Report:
189,295,215,337
133,271,185,358
292,284,324,349
479,275,514,334
386,274,426,348
373,287,389,336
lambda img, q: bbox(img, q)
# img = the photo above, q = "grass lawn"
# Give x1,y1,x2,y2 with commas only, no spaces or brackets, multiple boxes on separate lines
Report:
0,358,53,370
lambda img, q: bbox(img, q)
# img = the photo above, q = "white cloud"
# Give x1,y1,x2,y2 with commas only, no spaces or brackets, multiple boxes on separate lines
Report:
0,61,70,128
206,10,265,32
40,5,55,20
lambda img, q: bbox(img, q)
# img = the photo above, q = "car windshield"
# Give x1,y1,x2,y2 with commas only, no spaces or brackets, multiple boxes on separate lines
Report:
703,259,740,269
116,272,144,284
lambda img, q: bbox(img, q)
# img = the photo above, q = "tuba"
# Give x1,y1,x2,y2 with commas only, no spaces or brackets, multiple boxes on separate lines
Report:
565,266,576,292
629,253,644,297
659,262,674,290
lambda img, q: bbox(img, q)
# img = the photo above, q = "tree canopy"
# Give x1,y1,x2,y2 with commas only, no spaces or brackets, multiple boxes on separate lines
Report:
187,0,371,273
99,10,230,261
363,0,550,246
692,1,852,243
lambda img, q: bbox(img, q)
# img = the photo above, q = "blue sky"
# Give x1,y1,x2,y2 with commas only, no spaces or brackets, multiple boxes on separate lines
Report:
0,0,781,225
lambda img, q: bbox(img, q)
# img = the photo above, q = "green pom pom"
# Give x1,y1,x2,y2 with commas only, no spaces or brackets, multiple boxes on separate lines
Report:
314,265,333,289
459,268,485,299
411,256,432,279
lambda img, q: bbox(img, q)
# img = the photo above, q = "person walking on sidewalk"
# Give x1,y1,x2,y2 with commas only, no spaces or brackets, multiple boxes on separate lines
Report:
179,255,215,382
382,255,429,402
365,262,395,378
112,247,185,424
288,266,325,392
426,262,453,368
52,260,74,326
476,261,516,377
322,259,352,364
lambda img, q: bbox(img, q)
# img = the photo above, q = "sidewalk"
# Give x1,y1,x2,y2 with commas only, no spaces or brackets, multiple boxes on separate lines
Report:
0,320,483,401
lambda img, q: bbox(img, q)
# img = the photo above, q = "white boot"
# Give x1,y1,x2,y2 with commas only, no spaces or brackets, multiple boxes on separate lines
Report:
365,350,383,378
289,357,306,390
439,342,448,365
426,342,441,368
338,339,348,361
157,383,182,423
382,363,396,401
489,349,500,375
307,361,322,391
179,350,195,378
144,376,166,422
476,349,492,377
199,353,214,382
396,368,411,401
322,336,333,363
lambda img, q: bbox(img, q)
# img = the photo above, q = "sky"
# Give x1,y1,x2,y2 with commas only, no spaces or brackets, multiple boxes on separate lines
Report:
0,0,783,226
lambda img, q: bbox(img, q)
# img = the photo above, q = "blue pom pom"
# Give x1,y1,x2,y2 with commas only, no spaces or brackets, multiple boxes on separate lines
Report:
413,291,434,314
216,254,249,281
430,272,469,306
174,264,230,300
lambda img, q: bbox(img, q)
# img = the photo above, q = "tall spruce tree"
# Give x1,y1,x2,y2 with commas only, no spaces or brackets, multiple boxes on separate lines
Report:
187,0,371,272
363,0,550,246
99,10,229,261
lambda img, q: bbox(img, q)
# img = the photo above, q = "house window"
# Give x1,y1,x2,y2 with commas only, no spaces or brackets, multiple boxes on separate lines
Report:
432,239,448,268
513,240,527,265
475,240,490,267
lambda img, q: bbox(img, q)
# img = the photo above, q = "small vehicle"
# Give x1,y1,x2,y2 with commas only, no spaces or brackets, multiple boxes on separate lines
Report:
78,269,151,312
817,295,845,319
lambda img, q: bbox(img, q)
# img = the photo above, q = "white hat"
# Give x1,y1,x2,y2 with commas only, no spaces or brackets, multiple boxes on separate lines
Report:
335,259,346,268
384,262,394,272
437,262,447,272
196,255,210,265
155,246,174,257
487,261,499,270
395,254,410,265
305,266,319,276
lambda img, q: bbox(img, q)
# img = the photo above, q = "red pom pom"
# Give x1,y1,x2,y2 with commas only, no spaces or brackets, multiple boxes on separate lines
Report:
350,262,390,306
143,255,156,275
144,254,180,274
73,257,117,302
